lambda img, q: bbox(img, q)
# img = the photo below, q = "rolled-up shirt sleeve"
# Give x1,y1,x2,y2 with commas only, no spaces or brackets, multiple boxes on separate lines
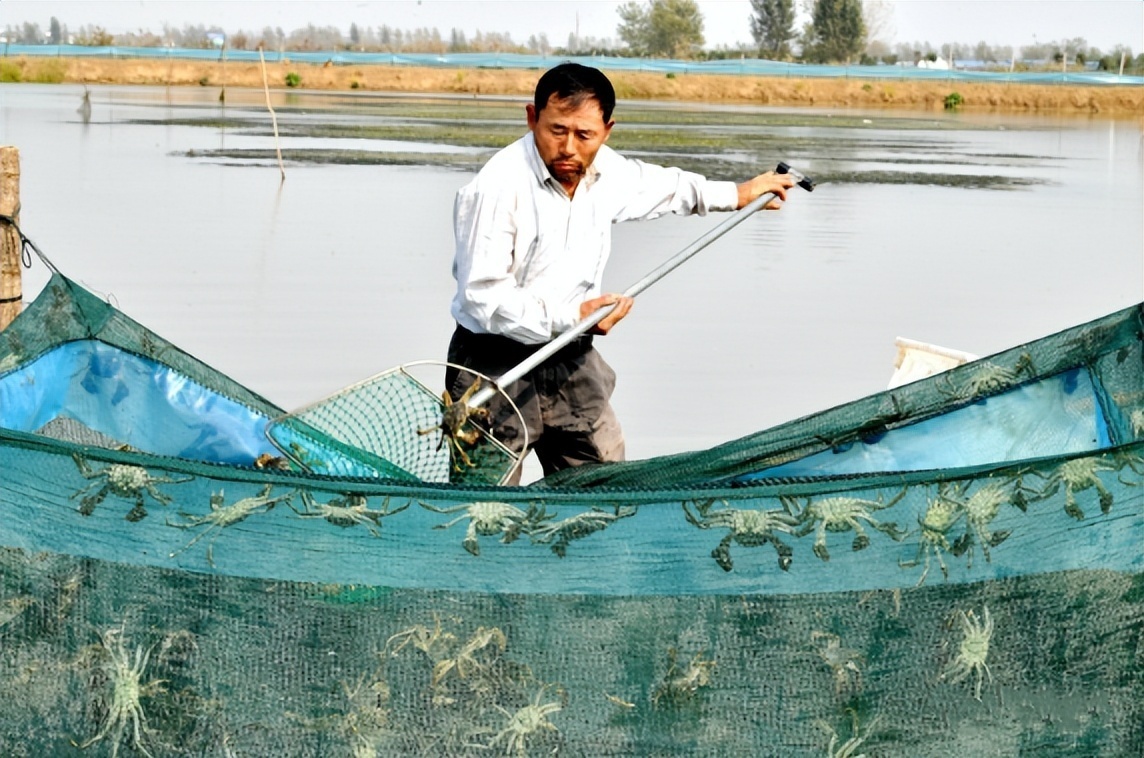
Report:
452,183,576,344
607,154,739,223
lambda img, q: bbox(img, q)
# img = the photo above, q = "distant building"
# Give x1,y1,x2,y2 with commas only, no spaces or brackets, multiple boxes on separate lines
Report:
916,57,951,70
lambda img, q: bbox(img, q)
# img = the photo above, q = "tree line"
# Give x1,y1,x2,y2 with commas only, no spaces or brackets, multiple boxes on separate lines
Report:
4,2,1141,72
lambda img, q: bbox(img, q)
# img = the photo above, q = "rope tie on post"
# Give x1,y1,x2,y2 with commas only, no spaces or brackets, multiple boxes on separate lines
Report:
0,214,57,273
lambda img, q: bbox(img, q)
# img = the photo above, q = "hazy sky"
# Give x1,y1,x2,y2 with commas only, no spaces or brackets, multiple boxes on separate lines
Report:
2,1,1142,51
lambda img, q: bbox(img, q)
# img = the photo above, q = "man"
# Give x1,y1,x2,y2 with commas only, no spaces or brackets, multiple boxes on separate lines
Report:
447,62,795,483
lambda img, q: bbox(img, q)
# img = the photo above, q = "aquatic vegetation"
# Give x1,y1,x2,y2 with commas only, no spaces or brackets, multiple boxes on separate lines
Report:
683,498,797,571
80,625,166,758
167,485,294,566
529,505,637,557
71,454,192,521
942,605,994,700
420,500,551,556
0,595,35,629
944,91,965,110
652,649,716,707
293,492,409,537
784,488,908,562
285,72,301,88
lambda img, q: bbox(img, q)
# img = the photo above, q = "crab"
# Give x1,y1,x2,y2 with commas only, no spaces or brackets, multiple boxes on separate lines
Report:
167,485,294,566
421,500,551,556
811,631,864,694
253,452,292,471
429,626,508,691
819,709,881,758
488,686,562,756
529,505,636,557
683,499,798,572
418,379,492,471
945,481,1014,565
291,672,391,757
386,619,515,706
899,492,963,586
80,626,166,758
71,453,192,521
1130,409,1144,437
942,605,993,700
293,492,409,537
1036,455,1119,520
783,488,908,562
940,353,1035,402
385,615,457,661
652,649,716,706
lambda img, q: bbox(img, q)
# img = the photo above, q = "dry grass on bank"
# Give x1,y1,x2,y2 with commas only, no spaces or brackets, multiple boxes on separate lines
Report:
4,55,1143,115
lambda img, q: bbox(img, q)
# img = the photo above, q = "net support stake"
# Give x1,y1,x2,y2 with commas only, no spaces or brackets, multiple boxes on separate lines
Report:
0,146,21,331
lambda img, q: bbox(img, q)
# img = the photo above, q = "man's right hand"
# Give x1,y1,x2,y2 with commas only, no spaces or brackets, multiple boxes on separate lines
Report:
580,294,634,335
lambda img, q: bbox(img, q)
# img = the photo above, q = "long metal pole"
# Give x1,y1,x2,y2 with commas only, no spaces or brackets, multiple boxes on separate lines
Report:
466,188,782,409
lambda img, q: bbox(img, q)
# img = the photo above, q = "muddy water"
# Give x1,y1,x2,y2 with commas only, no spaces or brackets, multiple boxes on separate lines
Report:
1,84,1140,476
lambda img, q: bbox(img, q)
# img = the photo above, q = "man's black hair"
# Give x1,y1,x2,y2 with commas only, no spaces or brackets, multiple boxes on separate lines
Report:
533,63,616,122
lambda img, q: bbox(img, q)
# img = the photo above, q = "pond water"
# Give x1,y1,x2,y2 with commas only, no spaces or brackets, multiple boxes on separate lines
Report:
0,84,1141,476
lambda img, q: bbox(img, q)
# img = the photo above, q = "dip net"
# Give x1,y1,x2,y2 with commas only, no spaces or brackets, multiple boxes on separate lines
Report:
0,272,1140,756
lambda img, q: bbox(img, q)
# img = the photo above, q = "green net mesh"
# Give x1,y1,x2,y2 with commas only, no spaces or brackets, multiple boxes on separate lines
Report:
269,364,522,486
0,273,1140,756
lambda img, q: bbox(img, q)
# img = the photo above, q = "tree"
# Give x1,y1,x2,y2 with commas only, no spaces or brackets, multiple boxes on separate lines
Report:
806,0,865,63
526,33,551,56
617,0,704,58
749,0,795,59
18,22,44,44
617,2,652,54
49,17,62,45
74,25,114,46
449,28,468,52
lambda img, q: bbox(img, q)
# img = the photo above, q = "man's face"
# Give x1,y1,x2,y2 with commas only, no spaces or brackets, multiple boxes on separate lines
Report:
526,94,613,193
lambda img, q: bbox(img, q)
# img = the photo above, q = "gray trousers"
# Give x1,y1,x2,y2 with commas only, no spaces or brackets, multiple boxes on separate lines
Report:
446,325,625,484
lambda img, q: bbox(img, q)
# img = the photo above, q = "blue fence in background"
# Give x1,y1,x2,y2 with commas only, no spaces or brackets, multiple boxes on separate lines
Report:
4,44,1142,86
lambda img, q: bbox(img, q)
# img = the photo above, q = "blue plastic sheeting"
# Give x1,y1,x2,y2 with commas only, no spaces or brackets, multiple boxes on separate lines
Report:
0,340,276,465
741,368,1110,480
6,45,1143,85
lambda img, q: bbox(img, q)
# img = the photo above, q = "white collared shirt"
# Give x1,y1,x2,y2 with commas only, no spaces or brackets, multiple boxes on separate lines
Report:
451,132,739,345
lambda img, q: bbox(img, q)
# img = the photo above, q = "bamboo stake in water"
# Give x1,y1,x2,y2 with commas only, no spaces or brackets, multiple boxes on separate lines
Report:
0,146,21,331
258,45,286,182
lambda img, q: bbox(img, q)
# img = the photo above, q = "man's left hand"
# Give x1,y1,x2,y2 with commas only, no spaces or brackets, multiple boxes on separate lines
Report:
736,171,796,210
580,294,634,335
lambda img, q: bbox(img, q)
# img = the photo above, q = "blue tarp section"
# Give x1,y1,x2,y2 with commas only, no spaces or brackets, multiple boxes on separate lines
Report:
5,44,1142,85
741,368,1110,480
0,340,276,465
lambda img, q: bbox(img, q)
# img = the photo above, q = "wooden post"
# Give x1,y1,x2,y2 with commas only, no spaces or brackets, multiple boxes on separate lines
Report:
0,146,20,332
